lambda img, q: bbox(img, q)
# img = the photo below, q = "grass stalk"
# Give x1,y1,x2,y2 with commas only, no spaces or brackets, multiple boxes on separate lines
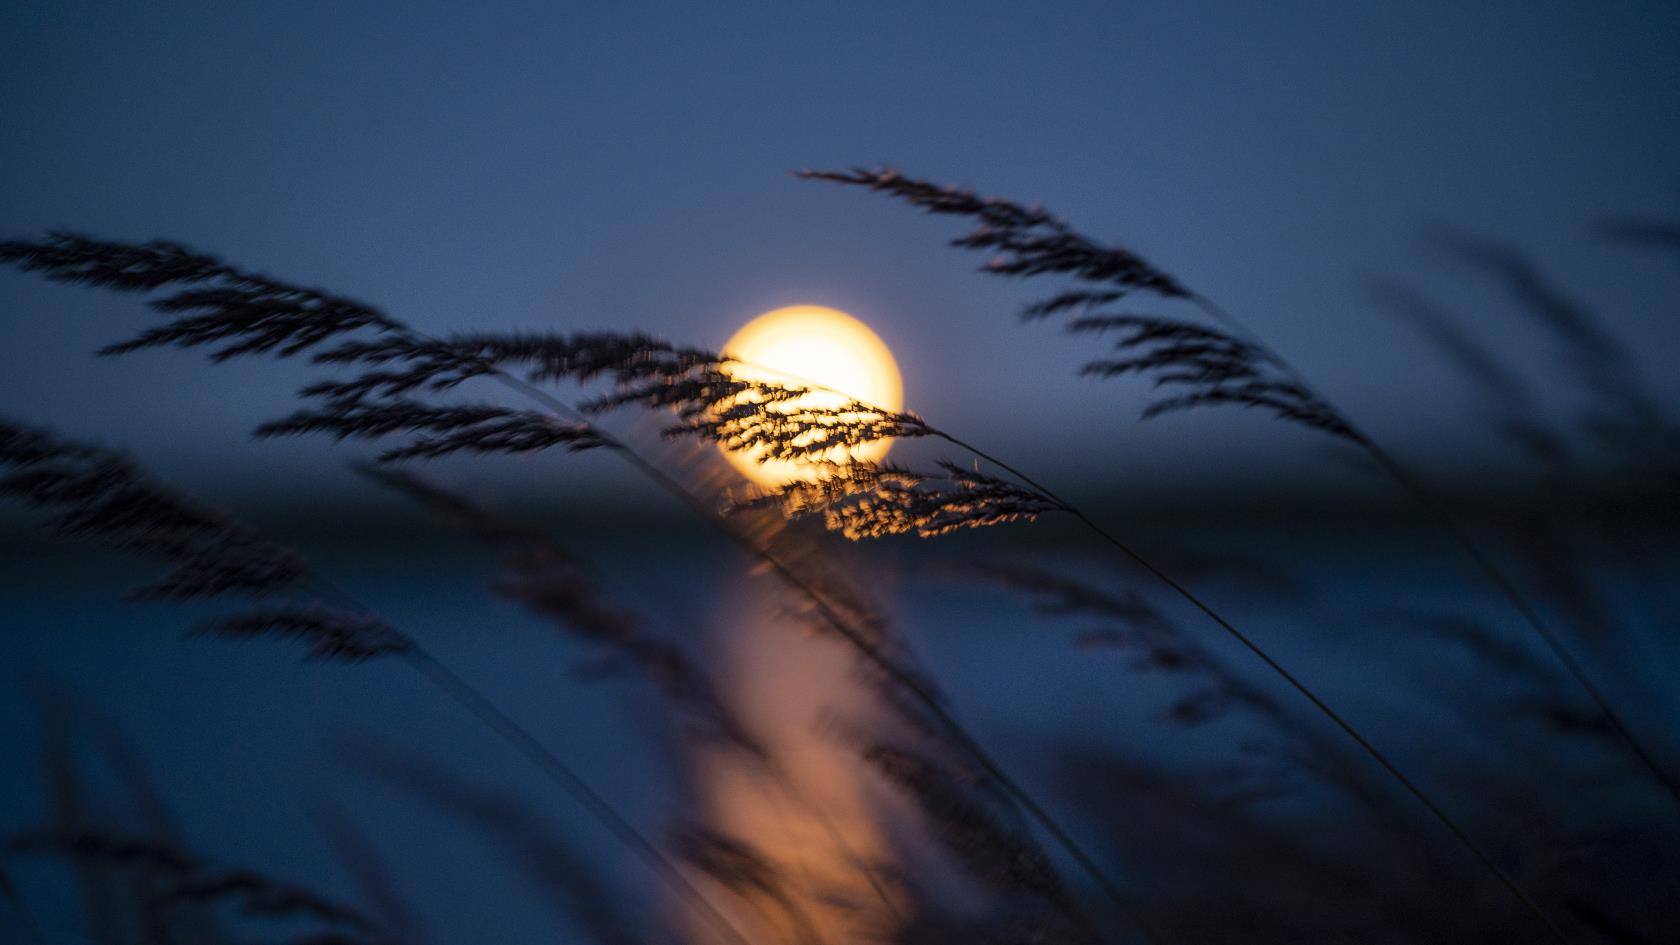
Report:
300,573,759,945
1184,290,1680,809
694,347,1571,940
476,352,1166,945
932,431,1569,943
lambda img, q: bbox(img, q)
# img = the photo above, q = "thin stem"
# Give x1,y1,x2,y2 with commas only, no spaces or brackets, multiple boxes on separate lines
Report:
1069,511,1568,941
471,357,1165,945
1363,442,1680,805
632,449,1162,943
399,648,755,945
930,430,1571,944
303,577,754,945
665,341,1564,936
1188,291,1680,811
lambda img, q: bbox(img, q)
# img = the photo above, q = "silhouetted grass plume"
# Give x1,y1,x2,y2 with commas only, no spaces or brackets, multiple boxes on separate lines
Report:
3,170,1679,945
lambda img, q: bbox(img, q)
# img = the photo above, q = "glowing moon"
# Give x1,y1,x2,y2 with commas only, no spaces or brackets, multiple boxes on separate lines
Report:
720,305,904,487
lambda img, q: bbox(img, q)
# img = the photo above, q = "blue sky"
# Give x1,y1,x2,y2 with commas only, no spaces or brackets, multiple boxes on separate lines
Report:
3,1,1678,507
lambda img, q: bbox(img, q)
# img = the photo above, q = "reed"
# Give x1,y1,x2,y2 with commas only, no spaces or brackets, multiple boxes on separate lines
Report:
8,829,379,941
792,166,1680,809
0,235,1157,943
474,318,1568,934
4,198,1671,941
0,419,754,945
354,464,914,933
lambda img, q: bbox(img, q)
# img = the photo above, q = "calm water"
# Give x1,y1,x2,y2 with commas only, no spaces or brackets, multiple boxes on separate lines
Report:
3,523,1676,943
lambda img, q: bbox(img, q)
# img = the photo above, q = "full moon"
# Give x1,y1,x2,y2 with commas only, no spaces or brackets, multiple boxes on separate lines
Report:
720,305,904,487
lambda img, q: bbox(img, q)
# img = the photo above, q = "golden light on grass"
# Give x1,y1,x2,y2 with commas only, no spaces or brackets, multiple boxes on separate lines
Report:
720,305,904,487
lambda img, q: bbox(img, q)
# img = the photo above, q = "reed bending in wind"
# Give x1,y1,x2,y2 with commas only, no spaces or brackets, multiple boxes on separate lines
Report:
231,277,1561,938
6,829,384,943
793,166,1680,812
0,235,1159,944
554,333,1577,941
0,231,1582,941
3,225,1613,941
0,419,757,945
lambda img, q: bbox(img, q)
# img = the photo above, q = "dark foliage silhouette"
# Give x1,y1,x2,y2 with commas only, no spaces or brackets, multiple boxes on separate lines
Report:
4,178,1678,945
0,232,1156,936
799,165,1680,818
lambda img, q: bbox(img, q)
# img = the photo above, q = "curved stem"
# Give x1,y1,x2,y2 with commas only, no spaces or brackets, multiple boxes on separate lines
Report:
1187,292,1680,811
474,361,1165,945
596,333,1567,938
1362,441,1680,806
399,648,754,945
303,576,754,945
930,431,1571,944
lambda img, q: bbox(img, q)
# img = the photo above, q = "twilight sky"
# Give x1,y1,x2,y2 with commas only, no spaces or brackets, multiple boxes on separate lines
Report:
3,0,1678,510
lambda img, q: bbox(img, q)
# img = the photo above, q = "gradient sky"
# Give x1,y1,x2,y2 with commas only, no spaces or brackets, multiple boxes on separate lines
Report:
3,1,1678,509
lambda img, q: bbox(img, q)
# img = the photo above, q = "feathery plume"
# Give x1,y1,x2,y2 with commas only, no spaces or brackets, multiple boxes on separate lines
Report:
0,421,305,597
0,233,1171,935
9,830,377,935
592,366,931,462
0,420,405,661
1371,280,1574,470
734,460,1066,540
307,332,713,401
964,562,1277,727
195,608,410,662
256,399,606,462
0,233,397,360
1067,314,1359,439
1439,229,1680,477
859,742,1079,917
799,167,1360,442
797,167,1186,297
359,466,765,757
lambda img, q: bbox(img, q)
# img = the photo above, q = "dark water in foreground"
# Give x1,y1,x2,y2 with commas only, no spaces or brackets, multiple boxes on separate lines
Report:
3,521,1678,944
